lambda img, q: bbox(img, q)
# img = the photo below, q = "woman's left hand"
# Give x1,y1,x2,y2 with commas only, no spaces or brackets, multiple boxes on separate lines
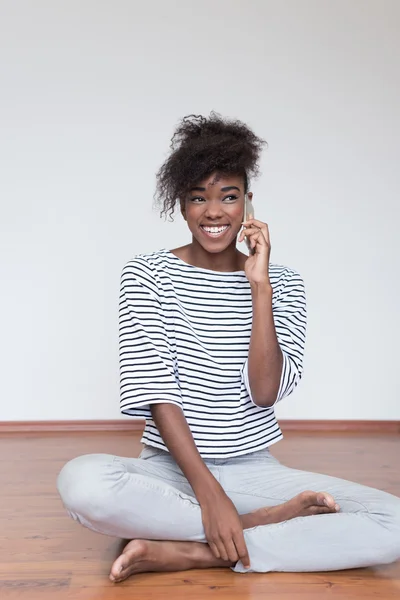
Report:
238,218,271,285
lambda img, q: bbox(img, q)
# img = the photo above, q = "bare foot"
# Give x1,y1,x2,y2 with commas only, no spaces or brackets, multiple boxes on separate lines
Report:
110,490,340,582
241,490,340,529
110,539,231,583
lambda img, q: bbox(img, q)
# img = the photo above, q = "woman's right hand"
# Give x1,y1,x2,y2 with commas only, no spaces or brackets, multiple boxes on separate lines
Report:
200,488,251,569
148,404,250,568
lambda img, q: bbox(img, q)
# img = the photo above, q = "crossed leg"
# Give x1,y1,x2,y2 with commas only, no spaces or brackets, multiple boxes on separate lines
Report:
57,452,400,582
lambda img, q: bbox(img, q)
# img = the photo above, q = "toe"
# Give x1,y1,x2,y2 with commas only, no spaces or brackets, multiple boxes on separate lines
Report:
317,492,336,509
298,490,318,507
110,545,137,582
110,557,125,582
109,540,149,583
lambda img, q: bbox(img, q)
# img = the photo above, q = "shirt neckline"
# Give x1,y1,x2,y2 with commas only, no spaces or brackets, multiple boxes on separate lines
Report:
162,248,246,276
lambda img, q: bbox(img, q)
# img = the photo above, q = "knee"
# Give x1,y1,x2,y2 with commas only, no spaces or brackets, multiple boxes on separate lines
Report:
378,496,400,563
57,453,116,520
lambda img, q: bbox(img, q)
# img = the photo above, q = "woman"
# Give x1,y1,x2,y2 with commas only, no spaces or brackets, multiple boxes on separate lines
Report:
57,114,400,582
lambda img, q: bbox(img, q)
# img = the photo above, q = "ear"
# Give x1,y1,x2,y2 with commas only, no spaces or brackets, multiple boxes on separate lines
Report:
247,192,253,202
179,198,187,220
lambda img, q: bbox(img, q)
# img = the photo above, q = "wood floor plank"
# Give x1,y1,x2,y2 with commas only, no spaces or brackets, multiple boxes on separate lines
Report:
1,431,399,599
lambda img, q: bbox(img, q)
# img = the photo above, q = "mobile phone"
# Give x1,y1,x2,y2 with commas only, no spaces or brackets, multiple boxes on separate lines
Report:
244,194,255,253
244,193,254,221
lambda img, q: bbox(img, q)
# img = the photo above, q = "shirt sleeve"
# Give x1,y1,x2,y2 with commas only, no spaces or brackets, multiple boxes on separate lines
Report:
241,269,307,406
119,259,182,418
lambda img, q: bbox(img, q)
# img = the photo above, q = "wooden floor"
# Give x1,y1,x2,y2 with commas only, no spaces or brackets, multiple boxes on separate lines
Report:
1,431,399,599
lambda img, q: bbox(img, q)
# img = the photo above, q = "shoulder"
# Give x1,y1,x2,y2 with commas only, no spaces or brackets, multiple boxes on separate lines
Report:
269,263,306,303
121,249,167,296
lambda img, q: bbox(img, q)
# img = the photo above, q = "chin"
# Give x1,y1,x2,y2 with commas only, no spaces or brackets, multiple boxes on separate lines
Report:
204,246,226,254
195,239,233,254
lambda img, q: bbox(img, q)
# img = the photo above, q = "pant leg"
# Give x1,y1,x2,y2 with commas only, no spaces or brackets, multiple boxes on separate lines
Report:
220,450,400,573
57,448,208,542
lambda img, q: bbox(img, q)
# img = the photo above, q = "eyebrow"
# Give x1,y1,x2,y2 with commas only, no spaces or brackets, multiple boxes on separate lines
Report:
189,186,241,192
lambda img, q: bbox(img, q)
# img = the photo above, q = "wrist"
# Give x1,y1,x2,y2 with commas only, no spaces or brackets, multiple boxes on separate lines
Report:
193,474,224,504
250,281,273,296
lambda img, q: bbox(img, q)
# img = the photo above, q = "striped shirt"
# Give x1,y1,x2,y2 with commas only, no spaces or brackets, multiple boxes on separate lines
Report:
119,248,306,458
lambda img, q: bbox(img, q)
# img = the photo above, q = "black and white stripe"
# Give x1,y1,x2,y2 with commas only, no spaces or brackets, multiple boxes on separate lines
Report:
119,248,306,458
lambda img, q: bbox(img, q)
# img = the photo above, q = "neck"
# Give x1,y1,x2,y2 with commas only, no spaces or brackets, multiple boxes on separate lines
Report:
176,239,247,272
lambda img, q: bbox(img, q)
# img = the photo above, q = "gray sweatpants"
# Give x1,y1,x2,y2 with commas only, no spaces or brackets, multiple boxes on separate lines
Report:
57,445,400,573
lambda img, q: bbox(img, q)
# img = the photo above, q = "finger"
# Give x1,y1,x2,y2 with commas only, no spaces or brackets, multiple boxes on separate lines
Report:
238,228,253,243
242,220,270,243
237,230,246,243
224,538,240,563
239,232,265,250
238,230,248,244
246,237,255,255
308,505,337,516
242,218,268,230
239,222,259,238
248,229,268,249
233,533,251,569
209,541,221,560
216,540,229,562
241,216,266,228
261,223,270,245
249,223,270,244
241,227,267,244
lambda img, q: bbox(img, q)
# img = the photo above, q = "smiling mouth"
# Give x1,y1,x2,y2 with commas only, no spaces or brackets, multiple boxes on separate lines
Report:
200,225,230,238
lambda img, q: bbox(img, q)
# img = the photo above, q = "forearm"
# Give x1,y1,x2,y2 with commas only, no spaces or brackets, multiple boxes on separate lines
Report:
247,282,283,407
150,403,222,502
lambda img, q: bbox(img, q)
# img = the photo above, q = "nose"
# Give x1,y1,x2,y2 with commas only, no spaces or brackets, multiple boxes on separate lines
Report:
204,200,224,220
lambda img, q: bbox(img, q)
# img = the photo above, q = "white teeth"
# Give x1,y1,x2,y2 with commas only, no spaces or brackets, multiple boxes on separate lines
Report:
202,225,229,234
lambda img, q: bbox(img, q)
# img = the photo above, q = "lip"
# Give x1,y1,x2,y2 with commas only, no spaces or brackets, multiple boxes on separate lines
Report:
200,225,230,239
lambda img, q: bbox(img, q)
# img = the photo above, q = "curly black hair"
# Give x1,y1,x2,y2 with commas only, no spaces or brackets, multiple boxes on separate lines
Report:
154,112,267,220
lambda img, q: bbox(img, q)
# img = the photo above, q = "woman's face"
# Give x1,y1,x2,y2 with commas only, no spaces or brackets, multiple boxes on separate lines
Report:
180,172,252,253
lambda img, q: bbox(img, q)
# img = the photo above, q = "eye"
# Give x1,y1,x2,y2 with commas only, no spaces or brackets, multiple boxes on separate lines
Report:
189,197,205,203
223,195,238,202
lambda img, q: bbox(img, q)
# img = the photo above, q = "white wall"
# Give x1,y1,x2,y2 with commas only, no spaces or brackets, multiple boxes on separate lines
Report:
1,0,399,421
